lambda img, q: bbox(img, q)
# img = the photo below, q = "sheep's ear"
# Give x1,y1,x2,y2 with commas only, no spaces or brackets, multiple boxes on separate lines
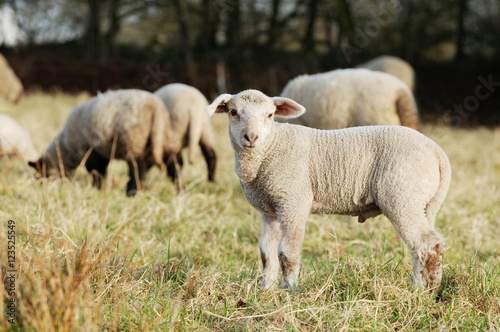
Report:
28,160,42,174
272,97,306,118
205,94,232,117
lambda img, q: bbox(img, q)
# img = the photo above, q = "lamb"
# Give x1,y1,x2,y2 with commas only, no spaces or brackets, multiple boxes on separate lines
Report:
279,68,421,132
205,89,451,292
357,55,415,91
0,54,24,103
0,114,38,161
154,83,217,182
29,89,181,196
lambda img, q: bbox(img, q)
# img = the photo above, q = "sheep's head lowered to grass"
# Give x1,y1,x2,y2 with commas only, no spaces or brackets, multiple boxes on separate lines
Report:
205,90,305,151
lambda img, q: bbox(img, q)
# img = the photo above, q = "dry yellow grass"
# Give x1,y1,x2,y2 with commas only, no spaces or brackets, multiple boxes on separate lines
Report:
1,92,499,331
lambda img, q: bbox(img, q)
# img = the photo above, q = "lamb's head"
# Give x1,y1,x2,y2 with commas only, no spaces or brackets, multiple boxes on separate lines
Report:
205,89,305,150
28,141,74,178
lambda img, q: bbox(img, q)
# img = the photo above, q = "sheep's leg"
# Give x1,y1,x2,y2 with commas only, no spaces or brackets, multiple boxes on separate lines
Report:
200,142,217,182
85,151,109,189
126,158,147,196
166,157,183,192
278,214,307,290
259,213,282,289
385,208,445,291
176,152,184,168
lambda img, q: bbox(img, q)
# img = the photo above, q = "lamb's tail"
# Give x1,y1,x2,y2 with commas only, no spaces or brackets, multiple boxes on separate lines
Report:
425,147,452,226
150,99,166,166
396,89,422,132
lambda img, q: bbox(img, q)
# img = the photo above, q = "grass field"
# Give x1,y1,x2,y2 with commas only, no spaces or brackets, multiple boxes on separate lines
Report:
1,92,499,331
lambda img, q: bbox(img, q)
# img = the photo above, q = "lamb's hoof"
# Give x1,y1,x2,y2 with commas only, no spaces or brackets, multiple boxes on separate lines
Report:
282,278,299,291
126,189,137,197
358,216,367,223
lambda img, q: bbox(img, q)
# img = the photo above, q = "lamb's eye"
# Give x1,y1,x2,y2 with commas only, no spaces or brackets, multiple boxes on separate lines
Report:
267,113,273,119
230,109,237,116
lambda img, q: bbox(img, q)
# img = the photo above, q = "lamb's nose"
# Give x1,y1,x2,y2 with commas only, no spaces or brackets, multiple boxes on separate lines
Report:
244,134,259,143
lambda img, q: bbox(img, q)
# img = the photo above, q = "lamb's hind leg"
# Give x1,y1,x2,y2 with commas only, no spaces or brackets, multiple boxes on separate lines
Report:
385,207,445,291
259,213,281,289
126,157,147,196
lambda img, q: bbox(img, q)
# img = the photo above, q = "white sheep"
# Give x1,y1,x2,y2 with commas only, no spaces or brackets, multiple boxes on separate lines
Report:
29,89,181,195
0,54,24,103
0,114,38,161
357,55,415,91
206,89,451,291
279,68,421,132
154,83,217,182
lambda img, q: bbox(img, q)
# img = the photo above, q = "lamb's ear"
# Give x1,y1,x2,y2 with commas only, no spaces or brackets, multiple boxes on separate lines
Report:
272,97,306,118
205,94,232,117
28,159,42,174
28,160,38,169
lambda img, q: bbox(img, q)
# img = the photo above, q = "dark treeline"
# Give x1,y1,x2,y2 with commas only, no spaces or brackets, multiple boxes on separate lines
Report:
1,0,499,125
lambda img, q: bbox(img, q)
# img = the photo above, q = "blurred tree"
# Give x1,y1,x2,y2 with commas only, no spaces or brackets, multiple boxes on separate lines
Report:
84,0,155,59
302,0,320,50
198,0,218,52
266,0,282,50
226,0,241,48
172,0,197,83
336,0,354,43
455,0,469,62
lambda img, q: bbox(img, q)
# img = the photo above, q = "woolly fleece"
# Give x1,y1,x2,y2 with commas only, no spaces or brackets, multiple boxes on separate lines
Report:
280,68,421,131
154,83,217,181
0,54,23,103
0,114,38,160
357,55,415,91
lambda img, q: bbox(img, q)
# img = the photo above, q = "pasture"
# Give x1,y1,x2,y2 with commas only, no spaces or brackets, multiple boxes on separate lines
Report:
1,92,499,331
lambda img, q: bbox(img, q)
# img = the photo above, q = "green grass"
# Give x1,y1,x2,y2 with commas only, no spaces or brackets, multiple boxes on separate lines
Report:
1,92,499,331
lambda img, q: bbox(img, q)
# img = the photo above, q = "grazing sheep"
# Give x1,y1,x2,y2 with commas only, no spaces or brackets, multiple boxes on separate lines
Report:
279,68,421,132
29,89,181,196
357,55,415,91
206,89,451,292
0,54,24,103
154,83,217,182
0,114,38,161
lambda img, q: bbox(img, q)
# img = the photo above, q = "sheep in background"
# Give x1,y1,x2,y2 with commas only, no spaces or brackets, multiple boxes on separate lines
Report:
0,114,38,161
357,55,415,91
279,68,421,132
154,83,217,182
0,54,24,103
206,89,451,292
29,89,182,196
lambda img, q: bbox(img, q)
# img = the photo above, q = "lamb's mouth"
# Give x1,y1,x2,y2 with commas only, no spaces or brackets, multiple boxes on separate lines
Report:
243,143,257,149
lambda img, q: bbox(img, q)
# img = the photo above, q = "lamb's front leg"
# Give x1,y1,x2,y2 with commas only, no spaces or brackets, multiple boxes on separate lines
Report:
259,213,281,289
278,211,308,290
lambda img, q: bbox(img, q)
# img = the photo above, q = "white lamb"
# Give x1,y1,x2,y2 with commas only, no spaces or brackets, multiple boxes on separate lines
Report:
206,89,451,292
357,55,415,91
0,114,38,161
154,83,217,182
279,68,421,132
